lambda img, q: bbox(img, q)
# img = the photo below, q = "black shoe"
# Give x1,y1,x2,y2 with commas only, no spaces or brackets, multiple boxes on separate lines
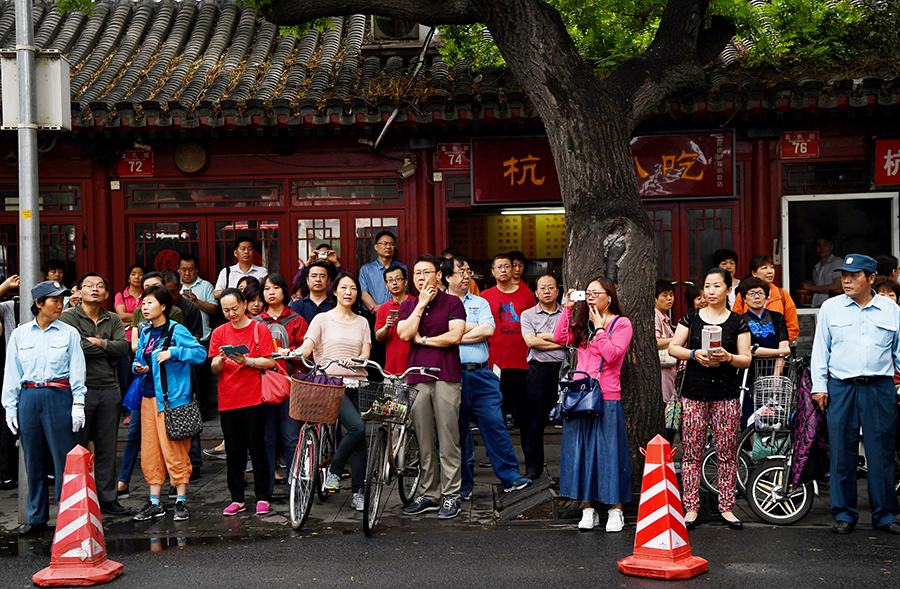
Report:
719,514,743,530
0,478,16,490
46,474,55,486
684,518,698,531
833,520,855,534
100,500,133,516
117,484,130,499
524,472,541,481
18,522,49,537
168,485,178,498
190,468,201,482
203,448,227,460
173,500,190,521
877,522,900,535
133,501,166,521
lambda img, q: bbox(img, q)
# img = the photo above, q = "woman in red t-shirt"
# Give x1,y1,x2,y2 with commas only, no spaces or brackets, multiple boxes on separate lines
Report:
210,287,277,517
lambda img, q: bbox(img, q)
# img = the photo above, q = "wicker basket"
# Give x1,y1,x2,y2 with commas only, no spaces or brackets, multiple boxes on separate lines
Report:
289,377,345,424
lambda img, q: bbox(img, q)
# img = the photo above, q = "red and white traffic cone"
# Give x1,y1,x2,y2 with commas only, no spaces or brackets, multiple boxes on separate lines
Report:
618,435,708,580
33,445,123,587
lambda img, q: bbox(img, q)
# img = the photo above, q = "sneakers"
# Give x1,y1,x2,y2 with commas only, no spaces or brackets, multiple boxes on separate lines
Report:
503,477,531,493
578,507,599,530
168,485,177,498
460,488,472,502
133,501,166,521
606,508,625,533
323,471,341,492
173,501,190,521
245,458,253,473
437,495,461,520
402,496,440,516
256,501,270,515
350,492,364,511
223,502,246,516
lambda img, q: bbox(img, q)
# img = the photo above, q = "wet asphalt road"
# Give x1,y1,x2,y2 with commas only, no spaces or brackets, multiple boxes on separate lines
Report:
1,523,899,588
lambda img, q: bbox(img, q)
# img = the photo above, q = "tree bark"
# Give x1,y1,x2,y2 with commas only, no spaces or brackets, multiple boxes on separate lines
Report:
265,0,728,491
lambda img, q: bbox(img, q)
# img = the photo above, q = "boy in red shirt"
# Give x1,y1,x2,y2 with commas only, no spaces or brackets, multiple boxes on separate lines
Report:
374,266,411,375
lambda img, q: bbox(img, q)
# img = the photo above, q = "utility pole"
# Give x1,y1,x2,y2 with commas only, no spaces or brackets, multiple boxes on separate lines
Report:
15,0,38,525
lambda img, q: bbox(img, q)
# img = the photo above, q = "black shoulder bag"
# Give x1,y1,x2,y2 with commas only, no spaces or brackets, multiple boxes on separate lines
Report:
550,316,620,420
158,324,203,441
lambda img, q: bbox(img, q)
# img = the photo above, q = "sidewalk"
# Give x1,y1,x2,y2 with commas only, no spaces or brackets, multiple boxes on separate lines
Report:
0,419,869,541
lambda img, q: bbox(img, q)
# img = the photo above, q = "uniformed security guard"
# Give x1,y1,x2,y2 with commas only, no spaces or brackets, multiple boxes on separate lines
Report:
1,281,87,537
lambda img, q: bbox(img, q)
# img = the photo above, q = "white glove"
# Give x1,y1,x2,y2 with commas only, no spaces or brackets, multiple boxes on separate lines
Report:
71,405,85,433
5,416,17,436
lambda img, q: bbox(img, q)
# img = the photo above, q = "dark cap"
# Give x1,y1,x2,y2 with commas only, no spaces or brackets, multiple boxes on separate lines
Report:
839,254,877,275
31,280,67,300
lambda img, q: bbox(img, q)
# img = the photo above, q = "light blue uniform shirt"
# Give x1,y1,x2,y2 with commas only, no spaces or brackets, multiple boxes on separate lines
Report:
1,319,87,419
459,292,495,364
810,292,900,393
359,260,408,306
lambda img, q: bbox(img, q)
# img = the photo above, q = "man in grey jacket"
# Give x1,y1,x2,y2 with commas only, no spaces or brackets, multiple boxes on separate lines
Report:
60,272,131,516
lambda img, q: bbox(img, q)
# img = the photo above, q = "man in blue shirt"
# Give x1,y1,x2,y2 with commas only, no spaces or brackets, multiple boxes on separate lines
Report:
359,231,407,314
444,256,529,500
289,261,335,324
811,253,900,535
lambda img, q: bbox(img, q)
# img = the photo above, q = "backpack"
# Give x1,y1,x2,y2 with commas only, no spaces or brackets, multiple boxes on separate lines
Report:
254,313,303,349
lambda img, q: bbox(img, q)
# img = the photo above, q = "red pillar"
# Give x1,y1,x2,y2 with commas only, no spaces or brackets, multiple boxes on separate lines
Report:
91,159,114,298
751,139,773,258
415,152,436,256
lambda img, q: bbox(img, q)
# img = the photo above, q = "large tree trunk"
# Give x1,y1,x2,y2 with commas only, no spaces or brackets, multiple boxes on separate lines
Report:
264,0,731,492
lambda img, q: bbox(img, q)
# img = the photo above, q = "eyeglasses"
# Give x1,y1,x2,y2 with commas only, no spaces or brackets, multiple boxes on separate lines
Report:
385,277,406,284
81,283,105,291
746,290,767,298
376,241,396,247
585,290,607,298
413,270,436,278
493,265,511,271
453,269,474,277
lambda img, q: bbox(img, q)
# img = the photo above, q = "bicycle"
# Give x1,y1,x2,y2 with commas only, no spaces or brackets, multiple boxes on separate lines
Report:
349,358,439,537
286,358,345,531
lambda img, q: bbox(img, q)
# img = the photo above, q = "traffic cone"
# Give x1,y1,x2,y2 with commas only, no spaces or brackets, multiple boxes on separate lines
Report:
618,435,708,580
33,445,123,587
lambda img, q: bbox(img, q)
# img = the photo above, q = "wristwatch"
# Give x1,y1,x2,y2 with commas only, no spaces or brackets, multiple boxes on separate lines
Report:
422,336,428,347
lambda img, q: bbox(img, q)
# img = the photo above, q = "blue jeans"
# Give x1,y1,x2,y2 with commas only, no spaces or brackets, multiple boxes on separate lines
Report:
19,386,78,524
119,400,142,485
459,368,522,493
264,400,301,493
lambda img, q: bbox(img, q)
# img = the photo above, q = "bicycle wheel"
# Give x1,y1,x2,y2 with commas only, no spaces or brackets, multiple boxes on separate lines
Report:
747,459,814,525
316,424,336,502
363,428,389,537
699,447,752,496
397,428,420,506
736,427,791,497
289,428,318,531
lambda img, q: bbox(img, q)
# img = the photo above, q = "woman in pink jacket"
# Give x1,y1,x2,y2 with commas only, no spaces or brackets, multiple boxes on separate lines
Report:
554,276,633,533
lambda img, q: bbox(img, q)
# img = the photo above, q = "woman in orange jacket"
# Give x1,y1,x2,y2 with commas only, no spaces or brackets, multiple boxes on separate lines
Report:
731,255,799,342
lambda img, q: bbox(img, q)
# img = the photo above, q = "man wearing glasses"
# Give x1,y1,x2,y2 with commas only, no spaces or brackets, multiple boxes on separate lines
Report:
374,266,411,375
481,254,537,430
359,231,407,314
397,255,466,519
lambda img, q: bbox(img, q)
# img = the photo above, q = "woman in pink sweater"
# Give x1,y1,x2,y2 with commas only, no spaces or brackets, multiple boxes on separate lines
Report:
553,276,633,533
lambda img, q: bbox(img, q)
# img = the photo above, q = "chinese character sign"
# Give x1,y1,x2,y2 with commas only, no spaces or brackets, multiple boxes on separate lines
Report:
472,138,562,204
631,132,734,198
781,132,820,159
874,139,900,187
437,143,471,170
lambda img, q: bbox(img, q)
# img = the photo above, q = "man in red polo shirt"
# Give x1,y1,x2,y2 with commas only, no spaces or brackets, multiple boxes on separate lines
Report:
481,253,536,430
374,266,411,375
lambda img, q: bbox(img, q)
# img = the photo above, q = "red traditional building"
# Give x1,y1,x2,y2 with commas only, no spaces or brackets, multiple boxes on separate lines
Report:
0,0,897,338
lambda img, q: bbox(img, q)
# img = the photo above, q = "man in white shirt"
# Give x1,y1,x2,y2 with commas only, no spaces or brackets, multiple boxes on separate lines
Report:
802,237,842,307
213,237,268,299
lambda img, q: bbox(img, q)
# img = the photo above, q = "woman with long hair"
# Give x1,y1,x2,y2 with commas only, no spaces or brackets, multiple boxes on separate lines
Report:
668,268,752,530
131,286,206,522
210,288,277,516
553,276,633,533
298,271,371,510
256,273,309,491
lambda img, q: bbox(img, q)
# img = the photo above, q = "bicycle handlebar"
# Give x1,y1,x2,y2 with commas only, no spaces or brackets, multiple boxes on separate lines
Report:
349,357,440,380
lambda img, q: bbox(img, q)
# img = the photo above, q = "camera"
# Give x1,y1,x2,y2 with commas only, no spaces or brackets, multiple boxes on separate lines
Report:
570,290,586,301
317,251,328,259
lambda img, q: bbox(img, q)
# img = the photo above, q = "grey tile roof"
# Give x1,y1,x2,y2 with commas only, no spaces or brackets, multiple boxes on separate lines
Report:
0,0,896,131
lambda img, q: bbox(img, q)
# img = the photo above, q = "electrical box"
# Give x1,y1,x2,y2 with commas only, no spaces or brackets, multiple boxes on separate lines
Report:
1,50,71,131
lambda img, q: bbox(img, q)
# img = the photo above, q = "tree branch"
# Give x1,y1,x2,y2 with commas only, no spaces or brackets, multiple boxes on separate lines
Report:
606,0,731,130
262,0,480,27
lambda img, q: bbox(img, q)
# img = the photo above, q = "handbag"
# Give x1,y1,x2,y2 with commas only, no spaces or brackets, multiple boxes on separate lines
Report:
659,348,677,368
252,321,291,405
158,324,203,441
550,317,620,420
123,373,143,411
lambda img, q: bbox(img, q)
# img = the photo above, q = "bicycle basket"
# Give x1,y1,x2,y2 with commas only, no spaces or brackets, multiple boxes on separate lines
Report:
753,375,796,432
289,377,345,424
357,380,418,425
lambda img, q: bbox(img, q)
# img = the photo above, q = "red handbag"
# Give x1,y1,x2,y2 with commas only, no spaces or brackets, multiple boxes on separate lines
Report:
252,321,292,405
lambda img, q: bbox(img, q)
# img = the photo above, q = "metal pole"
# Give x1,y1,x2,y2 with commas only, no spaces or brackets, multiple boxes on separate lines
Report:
15,0,38,525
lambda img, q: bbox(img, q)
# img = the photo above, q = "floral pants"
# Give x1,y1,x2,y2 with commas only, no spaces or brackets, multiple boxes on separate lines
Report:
680,397,741,513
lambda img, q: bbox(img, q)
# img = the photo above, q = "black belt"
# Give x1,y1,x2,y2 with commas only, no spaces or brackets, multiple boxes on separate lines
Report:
840,376,889,385
529,361,562,367
462,362,489,371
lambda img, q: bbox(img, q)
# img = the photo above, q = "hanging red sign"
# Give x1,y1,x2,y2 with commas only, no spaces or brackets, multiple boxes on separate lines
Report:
874,139,900,187
781,131,820,159
471,138,561,204
437,143,471,170
118,150,154,177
